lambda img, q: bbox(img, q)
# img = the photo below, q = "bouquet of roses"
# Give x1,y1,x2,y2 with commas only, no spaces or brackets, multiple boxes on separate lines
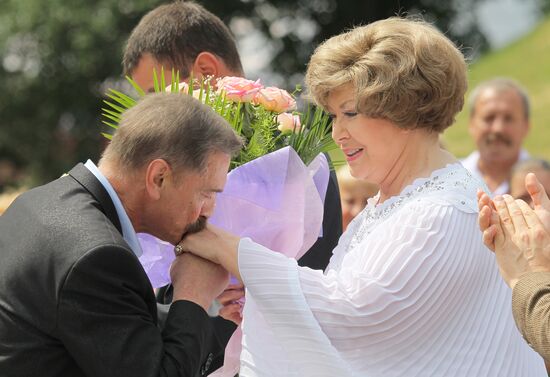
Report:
102,71,339,376
102,71,338,285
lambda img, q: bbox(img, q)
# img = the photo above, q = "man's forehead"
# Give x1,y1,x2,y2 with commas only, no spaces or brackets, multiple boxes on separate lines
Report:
473,90,528,121
477,88,522,107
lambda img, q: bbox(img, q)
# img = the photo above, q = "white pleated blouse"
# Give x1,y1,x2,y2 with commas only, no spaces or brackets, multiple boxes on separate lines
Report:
237,163,546,376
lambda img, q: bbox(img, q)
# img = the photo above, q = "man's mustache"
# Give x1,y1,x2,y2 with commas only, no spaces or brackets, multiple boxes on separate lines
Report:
484,133,512,147
183,215,207,237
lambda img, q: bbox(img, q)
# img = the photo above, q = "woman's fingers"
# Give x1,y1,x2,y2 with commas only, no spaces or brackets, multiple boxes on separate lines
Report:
479,205,493,232
515,199,550,261
526,173,550,211
482,225,497,252
494,195,515,237
477,189,494,212
515,199,540,231
502,195,529,235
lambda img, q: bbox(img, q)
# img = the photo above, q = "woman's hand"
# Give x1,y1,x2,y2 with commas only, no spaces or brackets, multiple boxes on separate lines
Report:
524,173,550,232
478,173,550,289
177,223,242,280
478,189,497,252
478,173,550,254
491,195,532,288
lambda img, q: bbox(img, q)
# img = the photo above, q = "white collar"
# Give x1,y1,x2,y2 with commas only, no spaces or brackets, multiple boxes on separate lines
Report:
460,149,529,195
84,160,143,257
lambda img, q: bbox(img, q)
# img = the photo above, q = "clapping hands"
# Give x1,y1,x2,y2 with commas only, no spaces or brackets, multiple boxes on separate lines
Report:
478,173,550,288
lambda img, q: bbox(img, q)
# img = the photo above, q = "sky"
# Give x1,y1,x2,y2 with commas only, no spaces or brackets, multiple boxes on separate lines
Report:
237,0,544,84
476,0,542,48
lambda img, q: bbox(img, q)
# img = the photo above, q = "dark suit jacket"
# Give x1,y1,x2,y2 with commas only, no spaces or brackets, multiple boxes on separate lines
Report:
298,167,342,270
512,271,550,361
0,164,215,377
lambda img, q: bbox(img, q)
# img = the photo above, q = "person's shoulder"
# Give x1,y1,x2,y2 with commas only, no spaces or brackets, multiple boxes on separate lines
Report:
12,175,129,261
459,150,479,171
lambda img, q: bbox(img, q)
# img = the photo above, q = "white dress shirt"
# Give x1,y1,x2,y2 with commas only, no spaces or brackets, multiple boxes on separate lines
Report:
84,160,143,257
461,149,529,195
236,163,545,376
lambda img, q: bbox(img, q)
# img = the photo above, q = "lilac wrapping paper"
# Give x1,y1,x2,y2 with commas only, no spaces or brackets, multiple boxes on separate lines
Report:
138,147,330,376
138,147,329,287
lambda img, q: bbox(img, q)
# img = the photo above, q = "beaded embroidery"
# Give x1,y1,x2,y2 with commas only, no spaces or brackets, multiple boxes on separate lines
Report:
343,163,476,254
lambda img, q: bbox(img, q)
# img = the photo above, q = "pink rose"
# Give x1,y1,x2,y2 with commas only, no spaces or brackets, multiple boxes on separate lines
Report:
254,87,296,113
216,76,263,103
277,113,301,132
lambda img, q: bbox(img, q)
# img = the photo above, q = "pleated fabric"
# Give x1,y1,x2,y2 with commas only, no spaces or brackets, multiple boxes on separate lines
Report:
238,163,546,376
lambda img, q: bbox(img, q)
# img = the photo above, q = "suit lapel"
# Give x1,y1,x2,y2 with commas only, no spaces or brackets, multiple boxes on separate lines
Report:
68,163,123,234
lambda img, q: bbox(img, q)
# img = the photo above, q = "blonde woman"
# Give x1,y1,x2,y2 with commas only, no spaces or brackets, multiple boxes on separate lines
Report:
179,17,545,376
336,164,378,230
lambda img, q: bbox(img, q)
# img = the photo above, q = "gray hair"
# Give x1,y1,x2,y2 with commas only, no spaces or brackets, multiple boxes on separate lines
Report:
101,92,243,174
512,158,550,176
468,78,530,120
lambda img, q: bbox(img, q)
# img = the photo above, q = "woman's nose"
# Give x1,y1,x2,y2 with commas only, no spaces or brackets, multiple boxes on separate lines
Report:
331,119,348,143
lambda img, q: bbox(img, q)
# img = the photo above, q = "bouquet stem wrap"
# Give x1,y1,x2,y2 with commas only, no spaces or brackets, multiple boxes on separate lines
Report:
138,147,329,376
209,147,329,376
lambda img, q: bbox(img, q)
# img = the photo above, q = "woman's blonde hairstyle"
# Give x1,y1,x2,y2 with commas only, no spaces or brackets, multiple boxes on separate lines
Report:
305,17,467,133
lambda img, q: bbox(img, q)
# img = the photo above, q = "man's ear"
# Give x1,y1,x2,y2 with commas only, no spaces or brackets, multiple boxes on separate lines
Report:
145,159,171,201
191,51,230,79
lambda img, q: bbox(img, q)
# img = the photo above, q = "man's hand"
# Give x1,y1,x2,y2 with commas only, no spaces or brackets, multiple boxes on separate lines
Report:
170,253,229,311
217,283,245,325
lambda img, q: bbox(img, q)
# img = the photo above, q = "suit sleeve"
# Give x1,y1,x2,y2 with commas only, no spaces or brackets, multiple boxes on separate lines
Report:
512,271,550,360
54,245,214,377
298,168,342,271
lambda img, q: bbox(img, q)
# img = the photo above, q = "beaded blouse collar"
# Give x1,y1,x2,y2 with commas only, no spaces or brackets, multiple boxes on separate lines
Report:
343,162,479,253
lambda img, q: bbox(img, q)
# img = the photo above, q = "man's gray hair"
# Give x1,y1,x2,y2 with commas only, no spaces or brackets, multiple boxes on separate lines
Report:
101,92,243,174
513,158,550,176
468,77,530,120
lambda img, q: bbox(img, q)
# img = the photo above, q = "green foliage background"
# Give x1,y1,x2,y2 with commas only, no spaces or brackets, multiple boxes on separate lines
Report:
443,16,550,160
0,0,166,187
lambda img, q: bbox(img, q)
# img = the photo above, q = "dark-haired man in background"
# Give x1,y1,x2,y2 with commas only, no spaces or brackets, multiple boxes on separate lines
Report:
122,1,342,373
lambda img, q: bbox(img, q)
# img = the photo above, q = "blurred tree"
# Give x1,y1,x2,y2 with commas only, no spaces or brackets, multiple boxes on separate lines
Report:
0,0,169,184
206,0,489,83
0,0,489,185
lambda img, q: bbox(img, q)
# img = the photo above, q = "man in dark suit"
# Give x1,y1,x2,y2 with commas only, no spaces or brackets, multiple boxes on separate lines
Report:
123,5,342,370
125,1,342,268
0,93,243,377
125,0,342,277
